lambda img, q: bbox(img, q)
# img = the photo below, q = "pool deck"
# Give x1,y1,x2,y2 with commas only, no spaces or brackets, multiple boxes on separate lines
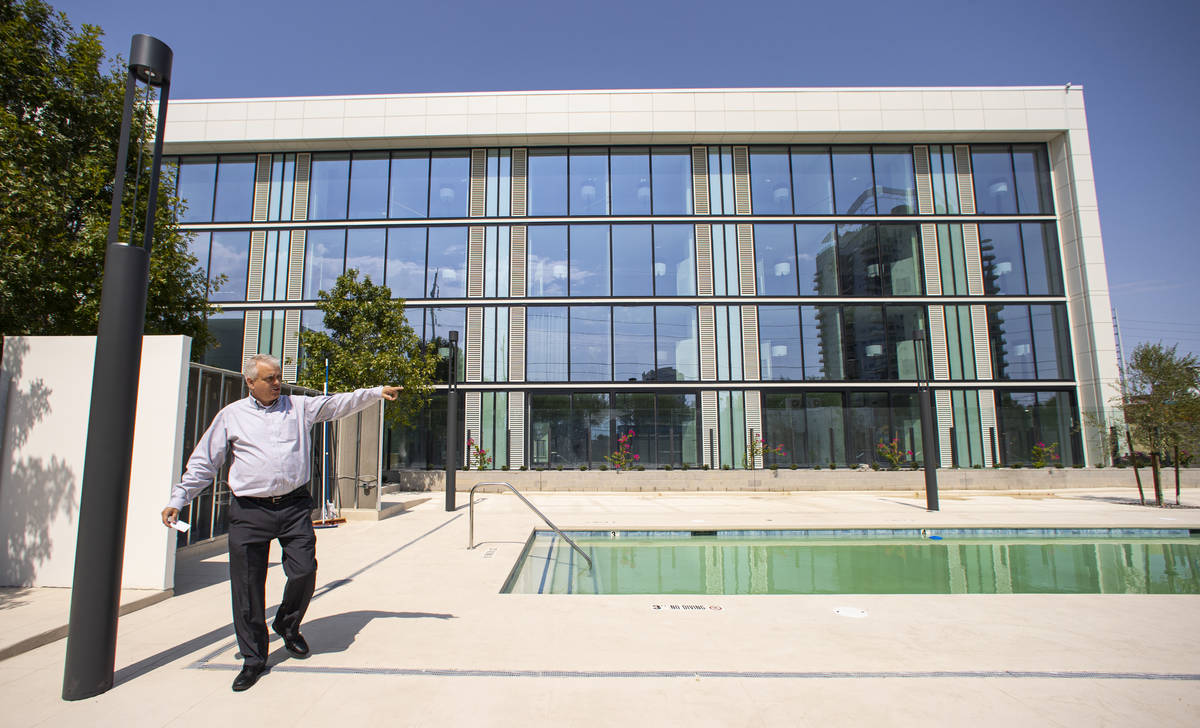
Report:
2,487,1198,726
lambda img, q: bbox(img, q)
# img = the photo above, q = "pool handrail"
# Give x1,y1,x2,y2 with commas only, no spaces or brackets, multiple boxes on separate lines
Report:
468,482,593,570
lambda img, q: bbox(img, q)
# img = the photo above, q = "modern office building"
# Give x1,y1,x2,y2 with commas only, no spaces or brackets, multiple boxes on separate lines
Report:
161,86,1117,472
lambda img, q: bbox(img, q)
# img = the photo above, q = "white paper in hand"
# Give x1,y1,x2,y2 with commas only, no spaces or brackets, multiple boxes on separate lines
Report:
169,520,191,533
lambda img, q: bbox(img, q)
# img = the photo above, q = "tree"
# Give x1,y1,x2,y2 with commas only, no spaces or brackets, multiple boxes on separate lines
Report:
1119,343,1200,507
0,0,213,353
296,270,438,428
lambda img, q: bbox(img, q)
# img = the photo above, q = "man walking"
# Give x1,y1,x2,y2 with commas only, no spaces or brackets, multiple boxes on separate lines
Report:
162,354,400,691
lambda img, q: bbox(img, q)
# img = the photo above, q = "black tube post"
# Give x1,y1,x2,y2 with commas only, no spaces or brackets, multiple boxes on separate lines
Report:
445,330,458,511
914,328,939,511
63,35,172,701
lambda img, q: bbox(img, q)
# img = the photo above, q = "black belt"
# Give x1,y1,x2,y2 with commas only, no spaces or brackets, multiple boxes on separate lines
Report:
237,487,308,504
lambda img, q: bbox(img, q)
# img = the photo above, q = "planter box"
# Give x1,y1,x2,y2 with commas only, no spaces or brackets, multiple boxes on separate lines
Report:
383,467,1200,493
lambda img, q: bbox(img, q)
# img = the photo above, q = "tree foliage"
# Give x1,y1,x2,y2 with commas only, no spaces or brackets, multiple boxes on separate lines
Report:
296,270,438,427
0,0,213,351
1119,343,1200,505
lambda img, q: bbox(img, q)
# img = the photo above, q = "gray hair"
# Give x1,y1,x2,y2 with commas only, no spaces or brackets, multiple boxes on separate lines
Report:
243,354,282,381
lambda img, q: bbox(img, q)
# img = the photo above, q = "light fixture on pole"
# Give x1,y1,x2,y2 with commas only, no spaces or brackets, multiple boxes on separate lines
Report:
445,329,459,511
914,327,939,511
62,34,173,701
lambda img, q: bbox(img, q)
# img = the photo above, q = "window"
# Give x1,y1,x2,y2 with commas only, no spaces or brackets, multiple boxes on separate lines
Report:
389,152,430,218
750,147,792,214
348,152,389,219
527,148,567,216
208,231,250,302
309,153,350,220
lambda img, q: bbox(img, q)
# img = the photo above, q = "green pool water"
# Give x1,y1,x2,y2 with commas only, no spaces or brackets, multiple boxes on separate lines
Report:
501,528,1200,595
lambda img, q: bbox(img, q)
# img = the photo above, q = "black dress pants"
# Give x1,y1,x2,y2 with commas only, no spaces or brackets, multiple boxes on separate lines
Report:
227,489,317,668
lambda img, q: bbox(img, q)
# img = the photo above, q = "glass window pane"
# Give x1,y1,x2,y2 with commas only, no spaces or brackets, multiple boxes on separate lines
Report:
795,224,838,295
988,305,1035,380
569,306,611,381
654,306,697,381
611,147,651,215
527,148,567,216
208,231,250,302
846,392,891,466
187,231,212,286
759,305,803,381
979,223,1027,295
213,155,255,222
429,151,469,218
202,310,244,371
650,147,692,215
972,146,1017,214
346,227,386,285
569,148,609,215
389,151,430,218
1032,304,1073,380
613,306,654,382
871,146,916,215
842,306,886,380
527,306,568,381
886,305,926,380
573,393,611,466
750,147,792,214
348,152,389,219
656,393,698,467
614,392,655,466
529,393,571,468
309,153,350,220
652,224,695,296
754,224,797,296
569,224,610,296
177,156,216,223
837,223,881,296
806,392,845,466
878,224,922,295
385,227,426,299
832,147,874,214
791,147,833,214
611,224,652,296
303,229,345,299
1013,145,1053,214
1021,223,1064,296
527,225,568,297
426,226,467,298
803,306,843,380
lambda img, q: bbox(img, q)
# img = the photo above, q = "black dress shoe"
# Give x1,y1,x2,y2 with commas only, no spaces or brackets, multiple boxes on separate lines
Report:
277,631,309,658
232,665,266,692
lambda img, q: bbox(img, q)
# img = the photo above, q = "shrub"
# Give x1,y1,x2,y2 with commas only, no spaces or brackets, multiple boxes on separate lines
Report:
1031,441,1059,469
789,463,798,470
870,462,880,471
681,463,690,471
663,464,673,471
769,463,779,471
1012,463,1023,469
501,465,509,471
556,465,564,471
519,465,528,471
1072,463,1083,469
599,464,608,471
992,463,1002,468
1096,463,1105,469
1055,463,1064,469
814,464,822,470
972,464,982,469
579,465,588,471
721,464,731,470
828,462,837,470
702,464,710,470
636,465,645,471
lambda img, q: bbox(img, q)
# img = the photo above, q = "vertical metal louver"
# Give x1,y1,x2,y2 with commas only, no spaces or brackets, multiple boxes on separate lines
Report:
927,305,950,381
744,390,763,469
970,305,993,379
953,145,975,215
282,310,300,381
920,223,942,296
732,146,751,214
695,224,714,296
247,231,266,302
465,391,481,465
467,226,485,298
292,153,311,221
701,391,718,468
466,307,483,382
962,224,984,295
508,392,525,468
935,390,953,468
691,146,710,215
740,306,760,381
241,311,259,369
508,307,526,382
736,224,756,295
913,145,934,215
469,149,487,218
979,391,997,467
509,226,527,297
698,305,716,381
253,154,272,221
287,231,306,301
511,148,527,217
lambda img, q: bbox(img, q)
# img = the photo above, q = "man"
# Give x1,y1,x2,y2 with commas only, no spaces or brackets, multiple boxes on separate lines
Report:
162,354,400,692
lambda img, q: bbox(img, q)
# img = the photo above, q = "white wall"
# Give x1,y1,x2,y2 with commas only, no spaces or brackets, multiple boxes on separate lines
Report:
0,335,191,590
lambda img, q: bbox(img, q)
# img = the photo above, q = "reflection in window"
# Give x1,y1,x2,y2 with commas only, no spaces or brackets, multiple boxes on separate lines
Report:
309,153,350,220
989,303,1076,381
652,225,695,295
569,225,610,296
759,306,803,380
213,156,255,222
878,224,922,295
611,225,652,296
750,147,792,214
570,306,611,381
842,306,886,380
208,231,250,302
791,147,833,214
837,224,882,296
971,146,1017,214
203,310,244,371
795,224,838,295
650,148,692,215
613,306,654,381
832,147,875,214
611,147,651,215
804,306,843,380
1012,145,1053,214
426,227,467,298
389,151,430,218
527,225,568,297
754,224,797,296
871,147,916,215
654,306,698,381
187,232,212,290
995,389,1080,466
348,152,389,219
980,223,1063,296
429,151,469,218
346,228,385,285
303,229,345,299
177,156,216,223
885,306,926,380
527,306,568,381
569,148,609,215
527,148,567,216
386,227,426,299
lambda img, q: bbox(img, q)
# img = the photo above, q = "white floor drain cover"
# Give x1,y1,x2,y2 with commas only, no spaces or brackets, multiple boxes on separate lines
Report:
833,607,868,618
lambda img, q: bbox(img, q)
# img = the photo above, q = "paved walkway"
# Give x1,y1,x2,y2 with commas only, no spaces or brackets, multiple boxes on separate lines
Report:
1,488,1198,727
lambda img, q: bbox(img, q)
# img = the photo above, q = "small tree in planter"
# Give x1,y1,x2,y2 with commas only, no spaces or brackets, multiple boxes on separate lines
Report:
605,429,640,471
743,434,786,469
876,437,913,470
1030,441,1059,469
466,436,492,470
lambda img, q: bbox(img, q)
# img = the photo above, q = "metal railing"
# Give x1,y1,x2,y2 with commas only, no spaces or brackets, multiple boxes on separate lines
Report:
468,482,592,570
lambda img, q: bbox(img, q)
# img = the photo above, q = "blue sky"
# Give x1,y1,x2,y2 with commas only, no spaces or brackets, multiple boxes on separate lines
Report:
53,0,1200,360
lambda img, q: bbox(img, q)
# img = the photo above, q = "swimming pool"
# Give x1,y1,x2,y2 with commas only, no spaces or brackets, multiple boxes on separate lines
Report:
501,528,1200,595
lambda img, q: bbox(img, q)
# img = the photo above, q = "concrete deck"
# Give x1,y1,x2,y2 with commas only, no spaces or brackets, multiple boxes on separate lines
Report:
1,488,1198,726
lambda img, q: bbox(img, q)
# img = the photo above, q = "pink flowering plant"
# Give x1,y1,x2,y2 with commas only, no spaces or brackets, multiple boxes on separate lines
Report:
876,437,913,469
605,429,640,471
1030,441,1059,469
466,436,492,470
743,435,786,469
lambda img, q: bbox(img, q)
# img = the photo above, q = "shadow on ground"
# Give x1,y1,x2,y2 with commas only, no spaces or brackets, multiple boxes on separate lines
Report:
268,610,456,663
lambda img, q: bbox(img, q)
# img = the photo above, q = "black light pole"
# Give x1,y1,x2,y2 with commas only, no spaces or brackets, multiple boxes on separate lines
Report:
62,35,173,701
445,330,459,511
915,328,939,511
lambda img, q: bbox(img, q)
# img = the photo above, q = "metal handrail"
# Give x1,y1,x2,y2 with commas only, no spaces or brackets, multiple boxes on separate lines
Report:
468,482,592,570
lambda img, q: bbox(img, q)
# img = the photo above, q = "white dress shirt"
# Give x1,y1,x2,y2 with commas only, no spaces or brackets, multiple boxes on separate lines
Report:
167,387,384,510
